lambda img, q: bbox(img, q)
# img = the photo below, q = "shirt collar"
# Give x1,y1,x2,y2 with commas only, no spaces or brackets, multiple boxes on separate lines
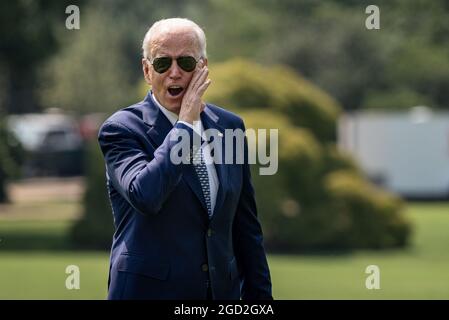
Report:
151,92,178,126
151,91,204,137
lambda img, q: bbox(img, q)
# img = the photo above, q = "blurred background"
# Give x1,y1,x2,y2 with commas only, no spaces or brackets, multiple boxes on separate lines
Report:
1,0,449,299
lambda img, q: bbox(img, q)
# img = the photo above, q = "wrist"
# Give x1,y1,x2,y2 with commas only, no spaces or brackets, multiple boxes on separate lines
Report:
179,114,199,124
178,116,193,124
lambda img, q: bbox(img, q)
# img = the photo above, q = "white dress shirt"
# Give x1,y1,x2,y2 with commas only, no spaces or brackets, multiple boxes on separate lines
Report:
151,93,219,214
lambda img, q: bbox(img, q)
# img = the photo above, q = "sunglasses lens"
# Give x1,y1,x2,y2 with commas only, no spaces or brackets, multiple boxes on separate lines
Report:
177,56,197,72
152,57,172,73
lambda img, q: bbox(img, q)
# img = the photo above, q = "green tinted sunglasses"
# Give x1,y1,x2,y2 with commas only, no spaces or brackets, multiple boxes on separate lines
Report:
149,56,200,73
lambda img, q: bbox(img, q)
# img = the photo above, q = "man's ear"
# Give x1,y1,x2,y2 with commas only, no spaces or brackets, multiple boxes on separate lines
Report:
197,57,208,69
142,58,152,85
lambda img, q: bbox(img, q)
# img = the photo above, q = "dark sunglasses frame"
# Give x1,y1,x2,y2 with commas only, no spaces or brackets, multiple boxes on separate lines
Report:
148,56,201,74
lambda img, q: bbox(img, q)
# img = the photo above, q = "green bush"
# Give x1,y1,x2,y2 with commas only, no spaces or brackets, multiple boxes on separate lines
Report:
244,111,411,250
242,111,325,206
242,111,323,244
71,140,114,249
324,170,411,249
205,58,341,142
265,171,411,251
321,144,361,176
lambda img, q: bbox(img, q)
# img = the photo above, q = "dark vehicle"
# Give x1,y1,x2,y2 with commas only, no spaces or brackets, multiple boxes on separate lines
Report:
7,113,85,177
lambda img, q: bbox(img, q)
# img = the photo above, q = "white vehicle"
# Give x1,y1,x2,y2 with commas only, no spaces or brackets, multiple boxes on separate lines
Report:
338,107,449,199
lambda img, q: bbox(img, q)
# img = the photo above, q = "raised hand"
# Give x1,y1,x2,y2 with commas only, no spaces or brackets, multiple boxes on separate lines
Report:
178,63,211,124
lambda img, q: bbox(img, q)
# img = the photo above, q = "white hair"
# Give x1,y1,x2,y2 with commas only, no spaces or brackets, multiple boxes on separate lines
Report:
142,18,207,60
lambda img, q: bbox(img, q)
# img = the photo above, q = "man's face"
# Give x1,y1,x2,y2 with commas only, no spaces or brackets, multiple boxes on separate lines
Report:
142,29,206,114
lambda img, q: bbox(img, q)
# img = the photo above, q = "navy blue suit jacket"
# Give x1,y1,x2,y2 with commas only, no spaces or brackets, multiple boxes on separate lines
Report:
98,92,272,300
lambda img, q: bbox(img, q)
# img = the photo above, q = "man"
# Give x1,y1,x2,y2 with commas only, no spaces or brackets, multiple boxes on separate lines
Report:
98,18,272,300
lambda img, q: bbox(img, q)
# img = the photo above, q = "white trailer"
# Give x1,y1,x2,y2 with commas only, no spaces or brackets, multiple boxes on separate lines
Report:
338,107,449,199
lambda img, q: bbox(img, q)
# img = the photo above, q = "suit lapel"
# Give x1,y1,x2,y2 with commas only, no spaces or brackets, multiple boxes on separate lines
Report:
142,92,172,147
181,106,230,219
183,164,209,214
142,92,208,214
141,92,228,220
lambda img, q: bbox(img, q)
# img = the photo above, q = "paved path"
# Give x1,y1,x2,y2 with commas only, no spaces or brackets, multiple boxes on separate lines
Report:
8,177,85,203
0,177,85,220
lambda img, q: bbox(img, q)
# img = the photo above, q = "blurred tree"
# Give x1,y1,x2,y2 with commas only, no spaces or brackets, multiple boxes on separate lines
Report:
187,0,276,62
3,0,449,115
257,1,393,111
0,0,87,114
200,0,448,111
0,117,23,203
40,0,192,115
71,140,113,249
37,0,449,114
262,0,449,110
363,87,432,110
0,121,11,202
40,6,137,115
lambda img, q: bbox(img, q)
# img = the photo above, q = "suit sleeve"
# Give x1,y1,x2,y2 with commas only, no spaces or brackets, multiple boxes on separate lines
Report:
232,120,273,300
98,120,196,216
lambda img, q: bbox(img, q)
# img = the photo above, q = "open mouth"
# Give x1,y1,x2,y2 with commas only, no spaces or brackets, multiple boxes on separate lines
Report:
167,85,184,97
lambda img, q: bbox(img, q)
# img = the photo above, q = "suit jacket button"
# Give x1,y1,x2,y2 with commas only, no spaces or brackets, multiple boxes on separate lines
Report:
201,263,209,272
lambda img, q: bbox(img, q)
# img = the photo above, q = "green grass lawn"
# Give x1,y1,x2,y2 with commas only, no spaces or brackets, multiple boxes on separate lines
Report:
0,202,448,299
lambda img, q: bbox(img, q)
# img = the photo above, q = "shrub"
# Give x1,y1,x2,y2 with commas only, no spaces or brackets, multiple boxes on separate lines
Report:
71,140,114,249
205,58,341,142
0,119,23,203
239,109,411,251
324,170,411,249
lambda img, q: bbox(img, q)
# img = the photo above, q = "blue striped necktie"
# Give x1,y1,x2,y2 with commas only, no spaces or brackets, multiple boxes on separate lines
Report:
192,146,212,218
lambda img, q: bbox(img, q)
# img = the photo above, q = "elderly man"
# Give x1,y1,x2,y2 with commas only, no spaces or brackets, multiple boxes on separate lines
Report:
98,18,272,300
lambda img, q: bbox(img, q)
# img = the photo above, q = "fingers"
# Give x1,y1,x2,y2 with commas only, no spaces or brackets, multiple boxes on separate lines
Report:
179,65,211,123
197,68,210,97
189,66,209,94
198,78,211,97
187,66,204,91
